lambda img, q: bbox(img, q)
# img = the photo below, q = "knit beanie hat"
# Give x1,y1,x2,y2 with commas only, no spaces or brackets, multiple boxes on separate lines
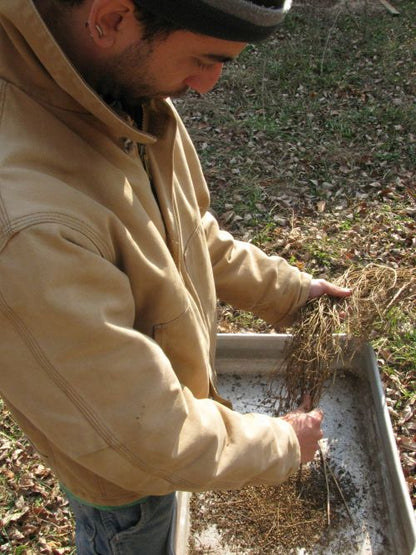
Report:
136,0,292,43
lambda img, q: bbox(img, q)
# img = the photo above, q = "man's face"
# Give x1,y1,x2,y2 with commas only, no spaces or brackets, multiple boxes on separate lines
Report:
88,30,246,110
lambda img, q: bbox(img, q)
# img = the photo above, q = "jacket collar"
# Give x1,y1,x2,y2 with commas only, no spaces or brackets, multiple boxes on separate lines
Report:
0,0,171,145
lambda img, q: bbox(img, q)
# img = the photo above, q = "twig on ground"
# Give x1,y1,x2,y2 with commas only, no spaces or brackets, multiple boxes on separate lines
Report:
319,445,331,527
325,460,355,523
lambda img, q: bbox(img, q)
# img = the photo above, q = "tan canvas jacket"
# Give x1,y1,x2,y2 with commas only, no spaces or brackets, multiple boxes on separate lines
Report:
0,0,311,506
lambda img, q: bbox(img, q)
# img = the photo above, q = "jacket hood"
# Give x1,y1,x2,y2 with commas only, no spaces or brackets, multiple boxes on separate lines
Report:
0,0,157,145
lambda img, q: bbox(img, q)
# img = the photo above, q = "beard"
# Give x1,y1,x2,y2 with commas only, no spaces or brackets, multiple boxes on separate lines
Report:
82,40,189,117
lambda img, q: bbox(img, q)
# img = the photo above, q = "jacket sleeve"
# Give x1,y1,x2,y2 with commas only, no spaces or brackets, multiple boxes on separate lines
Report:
203,211,312,327
0,222,300,498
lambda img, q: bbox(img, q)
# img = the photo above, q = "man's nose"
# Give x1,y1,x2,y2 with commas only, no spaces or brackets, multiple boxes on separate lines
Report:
184,64,223,94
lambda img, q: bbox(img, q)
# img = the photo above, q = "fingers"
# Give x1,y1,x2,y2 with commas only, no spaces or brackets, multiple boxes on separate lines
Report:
300,409,323,463
310,407,324,425
308,278,352,300
325,282,352,298
282,406,324,464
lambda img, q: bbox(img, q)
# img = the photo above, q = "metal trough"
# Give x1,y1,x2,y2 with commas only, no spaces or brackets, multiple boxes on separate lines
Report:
172,333,415,554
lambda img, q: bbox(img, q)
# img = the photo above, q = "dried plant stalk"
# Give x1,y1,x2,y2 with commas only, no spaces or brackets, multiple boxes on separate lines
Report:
275,264,416,413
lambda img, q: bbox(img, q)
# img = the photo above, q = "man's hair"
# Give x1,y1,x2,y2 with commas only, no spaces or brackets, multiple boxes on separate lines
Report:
55,0,182,41
133,2,183,40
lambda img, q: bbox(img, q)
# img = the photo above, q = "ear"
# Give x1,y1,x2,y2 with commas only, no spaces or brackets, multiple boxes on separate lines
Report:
86,0,137,49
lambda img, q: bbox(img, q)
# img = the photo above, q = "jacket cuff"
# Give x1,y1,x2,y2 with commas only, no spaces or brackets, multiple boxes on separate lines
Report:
272,270,312,330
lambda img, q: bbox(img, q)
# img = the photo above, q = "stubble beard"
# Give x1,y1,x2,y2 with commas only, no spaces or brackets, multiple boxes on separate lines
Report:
84,41,189,117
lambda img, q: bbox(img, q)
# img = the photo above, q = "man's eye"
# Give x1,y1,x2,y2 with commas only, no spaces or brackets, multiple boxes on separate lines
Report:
196,60,213,71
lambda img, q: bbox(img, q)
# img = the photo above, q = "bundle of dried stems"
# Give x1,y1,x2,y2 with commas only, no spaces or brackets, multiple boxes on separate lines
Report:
275,264,416,412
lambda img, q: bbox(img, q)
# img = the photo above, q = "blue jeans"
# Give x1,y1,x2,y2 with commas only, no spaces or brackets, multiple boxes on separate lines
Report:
67,492,177,555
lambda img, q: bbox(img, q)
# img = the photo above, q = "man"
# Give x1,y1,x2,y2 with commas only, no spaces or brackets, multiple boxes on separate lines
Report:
0,0,351,553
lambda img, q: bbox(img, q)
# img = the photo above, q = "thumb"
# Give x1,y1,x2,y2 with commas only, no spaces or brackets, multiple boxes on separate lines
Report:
299,393,312,411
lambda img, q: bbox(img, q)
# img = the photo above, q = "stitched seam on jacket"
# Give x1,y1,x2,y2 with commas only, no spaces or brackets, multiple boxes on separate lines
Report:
0,287,199,489
182,223,213,333
0,212,112,260
0,82,12,237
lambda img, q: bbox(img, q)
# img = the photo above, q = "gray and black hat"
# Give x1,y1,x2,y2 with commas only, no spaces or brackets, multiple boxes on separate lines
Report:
136,0,292,43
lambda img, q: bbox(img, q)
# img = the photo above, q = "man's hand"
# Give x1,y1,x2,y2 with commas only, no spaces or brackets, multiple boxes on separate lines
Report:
281,396,323,464
308,278,352,300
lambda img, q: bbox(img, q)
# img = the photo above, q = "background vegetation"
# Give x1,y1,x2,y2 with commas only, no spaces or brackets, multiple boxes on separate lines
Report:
1,0,414,552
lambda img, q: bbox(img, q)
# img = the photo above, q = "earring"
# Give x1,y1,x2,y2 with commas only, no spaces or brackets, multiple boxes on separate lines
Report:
84,21,104,39
95,24,104,38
